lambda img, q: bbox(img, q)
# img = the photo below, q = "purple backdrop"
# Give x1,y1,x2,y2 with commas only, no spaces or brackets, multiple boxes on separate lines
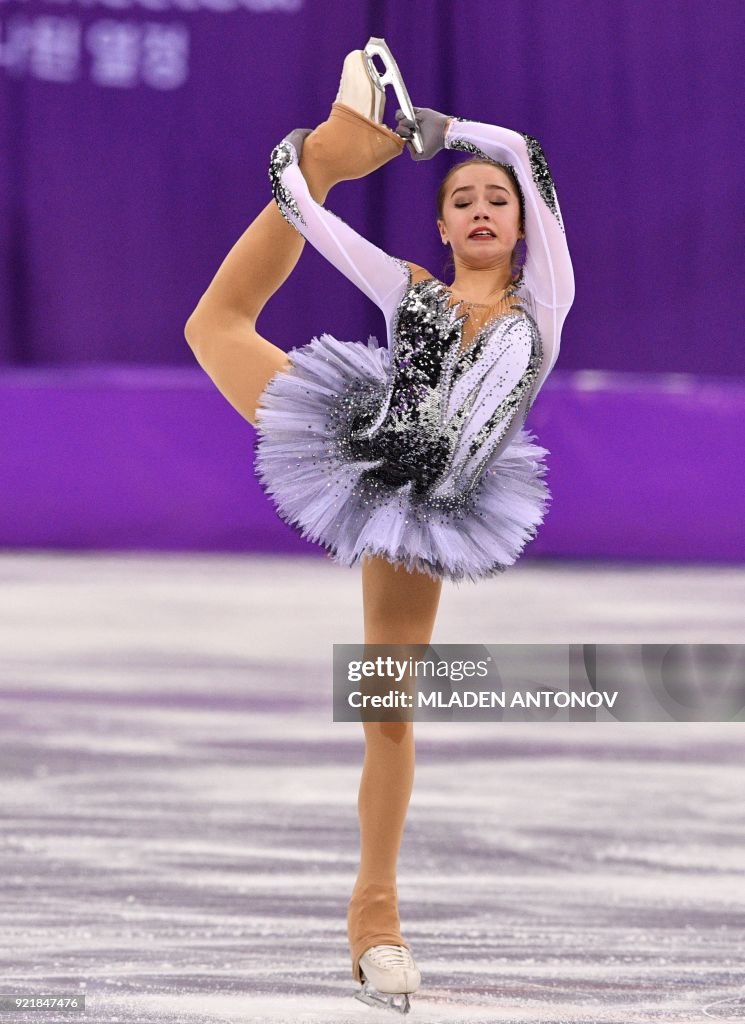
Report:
2,1,742,560
0,1,741,377
3,366,743,561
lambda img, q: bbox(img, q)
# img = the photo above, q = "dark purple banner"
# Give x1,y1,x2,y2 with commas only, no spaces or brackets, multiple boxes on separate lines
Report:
1,0,741,380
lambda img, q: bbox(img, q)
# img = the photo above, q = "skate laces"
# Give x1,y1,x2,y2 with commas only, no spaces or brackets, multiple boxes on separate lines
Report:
364,944,415,969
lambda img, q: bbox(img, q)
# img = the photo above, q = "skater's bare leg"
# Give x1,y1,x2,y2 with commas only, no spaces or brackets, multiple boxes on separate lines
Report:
347,555,442,983
184,105,404,427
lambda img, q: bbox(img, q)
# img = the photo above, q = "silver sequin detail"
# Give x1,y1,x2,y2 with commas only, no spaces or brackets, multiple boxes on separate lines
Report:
517,131,563,230
268,140,306,228
447,137,490,161
456,317,542,487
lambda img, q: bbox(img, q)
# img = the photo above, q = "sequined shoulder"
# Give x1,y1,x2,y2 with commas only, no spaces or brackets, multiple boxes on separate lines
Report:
399,261,433,286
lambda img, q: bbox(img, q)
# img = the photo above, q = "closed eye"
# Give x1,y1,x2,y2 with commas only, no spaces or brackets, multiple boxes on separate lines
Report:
454,202,507,208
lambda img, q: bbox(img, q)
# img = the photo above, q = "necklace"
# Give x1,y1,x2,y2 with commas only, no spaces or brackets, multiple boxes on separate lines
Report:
445,280,524,359
445,278,519,308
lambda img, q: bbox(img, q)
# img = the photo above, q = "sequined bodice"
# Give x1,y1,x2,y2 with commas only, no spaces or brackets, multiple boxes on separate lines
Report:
337,276,543,508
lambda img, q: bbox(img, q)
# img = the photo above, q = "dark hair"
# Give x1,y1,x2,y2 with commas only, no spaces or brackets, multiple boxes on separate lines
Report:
437,157,526,283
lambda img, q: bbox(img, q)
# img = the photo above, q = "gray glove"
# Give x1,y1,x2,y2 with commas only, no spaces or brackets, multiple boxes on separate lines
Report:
394,106,451,161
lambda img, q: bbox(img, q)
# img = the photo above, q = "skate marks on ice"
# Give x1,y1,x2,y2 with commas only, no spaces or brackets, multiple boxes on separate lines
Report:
0,553,744,1023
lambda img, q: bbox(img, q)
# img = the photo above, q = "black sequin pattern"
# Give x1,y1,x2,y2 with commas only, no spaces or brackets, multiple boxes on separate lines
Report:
268,140,306,228
348,280,465,498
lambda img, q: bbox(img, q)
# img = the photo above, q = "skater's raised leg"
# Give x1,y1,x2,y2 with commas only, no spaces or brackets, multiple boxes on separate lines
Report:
183,58,404,427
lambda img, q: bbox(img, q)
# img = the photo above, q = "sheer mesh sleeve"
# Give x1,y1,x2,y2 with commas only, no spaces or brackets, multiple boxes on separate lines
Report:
444,117,576,402
268,138,410,331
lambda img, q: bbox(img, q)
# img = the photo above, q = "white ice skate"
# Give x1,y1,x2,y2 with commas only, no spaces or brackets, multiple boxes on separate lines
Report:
354,943,421,1015
336,38,424,155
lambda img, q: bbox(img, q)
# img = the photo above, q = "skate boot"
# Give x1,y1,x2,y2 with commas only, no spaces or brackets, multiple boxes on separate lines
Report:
335,48,387,122
293,42,415,198
335,37,422,150
355,944,421,1015
348,881,419,1014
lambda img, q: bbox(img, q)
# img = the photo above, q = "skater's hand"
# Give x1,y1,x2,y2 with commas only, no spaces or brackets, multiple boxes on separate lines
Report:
394,107,451,161
282,128,313,161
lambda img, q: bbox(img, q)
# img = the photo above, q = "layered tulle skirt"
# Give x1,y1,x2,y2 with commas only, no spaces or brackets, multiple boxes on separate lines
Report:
253,333,551,585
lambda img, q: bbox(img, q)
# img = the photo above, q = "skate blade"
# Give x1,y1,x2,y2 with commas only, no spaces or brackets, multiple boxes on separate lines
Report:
354,981,411,1014
363,37,424,155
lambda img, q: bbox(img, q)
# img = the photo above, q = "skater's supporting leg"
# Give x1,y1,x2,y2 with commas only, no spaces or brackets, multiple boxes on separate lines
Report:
184,104,403,427
346,719,414,984
347,556,442,983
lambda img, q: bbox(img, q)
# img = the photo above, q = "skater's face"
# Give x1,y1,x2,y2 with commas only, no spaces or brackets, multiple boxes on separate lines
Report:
437,164,523,270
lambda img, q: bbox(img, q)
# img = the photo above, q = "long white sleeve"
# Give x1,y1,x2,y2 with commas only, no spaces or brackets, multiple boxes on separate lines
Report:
444,117,575,402
268,139,410,331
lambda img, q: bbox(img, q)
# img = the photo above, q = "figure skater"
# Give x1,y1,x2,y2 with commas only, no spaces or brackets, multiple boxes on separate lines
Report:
184,39,575,1014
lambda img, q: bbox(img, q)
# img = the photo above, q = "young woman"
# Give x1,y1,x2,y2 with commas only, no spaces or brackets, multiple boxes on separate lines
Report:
185,42,575,1014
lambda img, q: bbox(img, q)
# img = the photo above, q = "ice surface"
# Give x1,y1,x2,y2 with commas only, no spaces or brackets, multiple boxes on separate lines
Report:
0,553,743,1023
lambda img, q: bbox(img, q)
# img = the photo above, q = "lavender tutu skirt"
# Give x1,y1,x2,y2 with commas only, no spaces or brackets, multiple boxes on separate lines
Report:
253,333,551,585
